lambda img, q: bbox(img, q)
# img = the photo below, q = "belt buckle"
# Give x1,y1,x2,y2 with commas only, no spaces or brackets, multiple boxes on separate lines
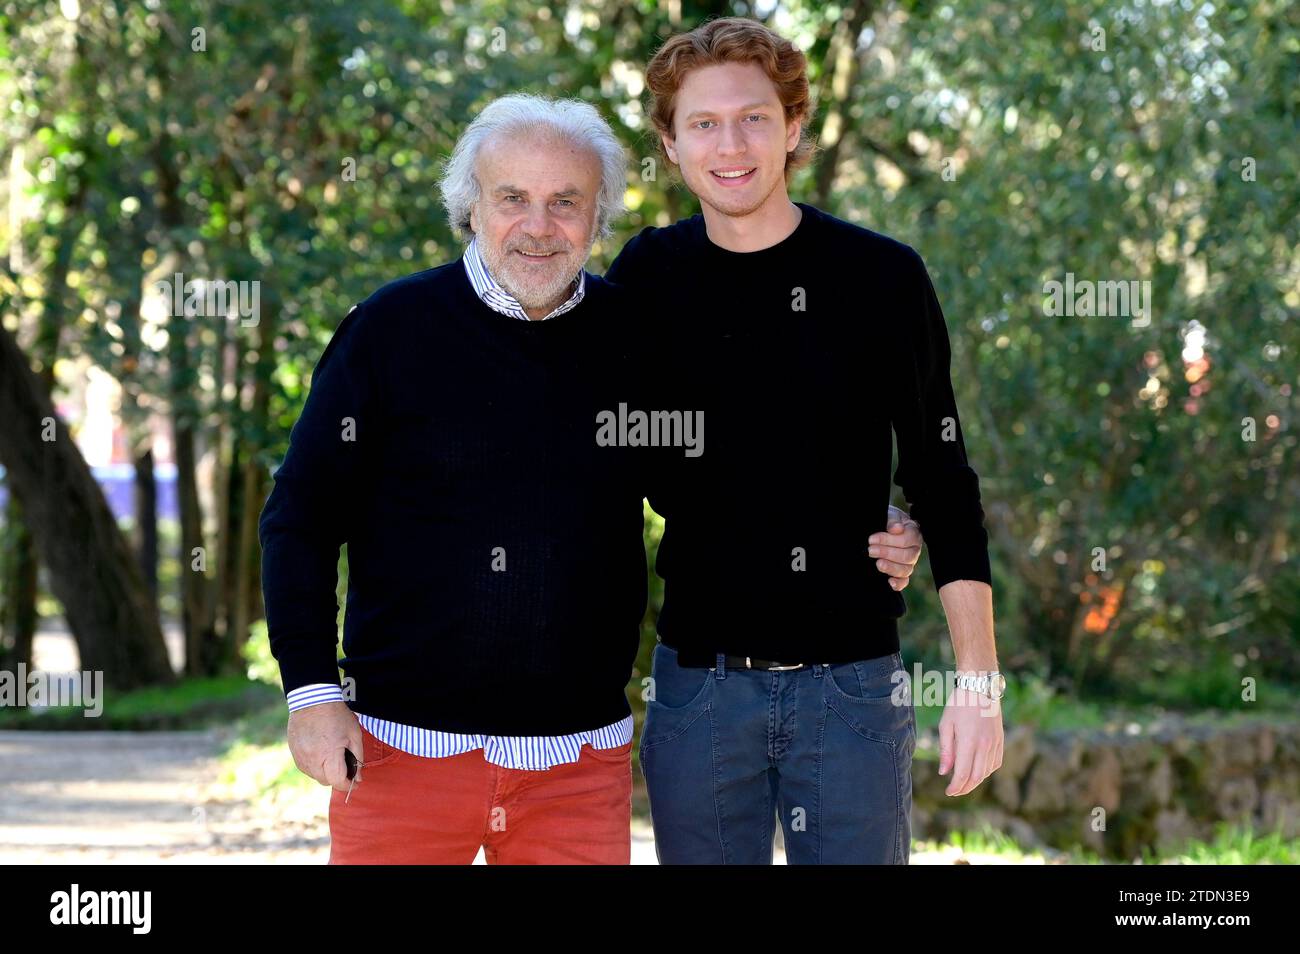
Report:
747,656,804,672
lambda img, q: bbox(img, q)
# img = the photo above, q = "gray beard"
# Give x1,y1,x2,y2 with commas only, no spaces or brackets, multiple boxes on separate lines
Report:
479,241,587,310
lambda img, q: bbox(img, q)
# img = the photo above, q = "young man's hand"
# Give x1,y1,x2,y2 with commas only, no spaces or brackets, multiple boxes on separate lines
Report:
868,506,923,591
938,687,1004,796
287,701,365,792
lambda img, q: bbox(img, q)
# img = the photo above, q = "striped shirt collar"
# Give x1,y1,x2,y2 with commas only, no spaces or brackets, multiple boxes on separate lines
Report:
462,235,586,321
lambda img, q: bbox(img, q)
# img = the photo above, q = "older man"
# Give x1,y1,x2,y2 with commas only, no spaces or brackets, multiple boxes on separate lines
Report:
259,93,924,865
259,95,651,865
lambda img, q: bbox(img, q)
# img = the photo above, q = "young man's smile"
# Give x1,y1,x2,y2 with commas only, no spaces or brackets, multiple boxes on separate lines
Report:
710,166,757,184
661,60,800,222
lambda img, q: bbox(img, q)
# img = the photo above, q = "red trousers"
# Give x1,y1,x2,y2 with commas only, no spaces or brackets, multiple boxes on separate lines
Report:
328,725,632,864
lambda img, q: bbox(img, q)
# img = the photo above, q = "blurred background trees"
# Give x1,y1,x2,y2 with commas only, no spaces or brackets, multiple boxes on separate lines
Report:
0,0,1295,707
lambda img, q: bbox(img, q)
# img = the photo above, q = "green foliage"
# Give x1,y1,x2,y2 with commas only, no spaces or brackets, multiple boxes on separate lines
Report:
1149,822,1300,865
0,674,279,729
1,0,1295,707
835,0,1299,689
925,821,1299,864
242,619,279,687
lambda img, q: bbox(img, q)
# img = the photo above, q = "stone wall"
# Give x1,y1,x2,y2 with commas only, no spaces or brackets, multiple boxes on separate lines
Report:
912,716,1300,859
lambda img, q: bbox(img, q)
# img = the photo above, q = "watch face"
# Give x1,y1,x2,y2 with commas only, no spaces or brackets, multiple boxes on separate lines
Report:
991,673,1007,697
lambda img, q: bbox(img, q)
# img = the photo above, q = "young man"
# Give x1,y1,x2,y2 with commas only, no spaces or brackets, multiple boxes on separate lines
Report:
259,92,927,864
604,18,1004,864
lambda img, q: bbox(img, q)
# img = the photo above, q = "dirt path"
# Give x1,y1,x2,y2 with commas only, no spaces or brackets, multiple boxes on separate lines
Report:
0,730,676,864
0,729,327,863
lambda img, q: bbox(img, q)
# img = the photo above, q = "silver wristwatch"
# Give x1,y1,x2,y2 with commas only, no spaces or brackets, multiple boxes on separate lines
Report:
955,670,1006,700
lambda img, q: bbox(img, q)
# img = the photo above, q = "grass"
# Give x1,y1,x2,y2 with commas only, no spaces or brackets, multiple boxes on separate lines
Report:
915,824,1085,863
0,673,281,730
1140,823,1300,865
919,821,1299,864
201,689,320,806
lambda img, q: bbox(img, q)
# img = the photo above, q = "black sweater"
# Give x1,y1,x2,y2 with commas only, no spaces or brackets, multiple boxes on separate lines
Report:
606,202,992,663
258,262,648,734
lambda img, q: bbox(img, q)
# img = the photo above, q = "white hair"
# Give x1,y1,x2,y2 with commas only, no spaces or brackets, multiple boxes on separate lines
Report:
439,93,628,240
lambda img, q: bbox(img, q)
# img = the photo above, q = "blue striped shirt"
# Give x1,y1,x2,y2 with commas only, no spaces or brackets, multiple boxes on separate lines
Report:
287,684,633,770
284,238,630,769
460,235,586,320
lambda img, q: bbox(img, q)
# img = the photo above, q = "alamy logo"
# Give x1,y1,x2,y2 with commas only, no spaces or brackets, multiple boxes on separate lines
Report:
154,271,261,326
1042,272,1152,327
50,884,151,934
596,403,703,457
0,664,103,717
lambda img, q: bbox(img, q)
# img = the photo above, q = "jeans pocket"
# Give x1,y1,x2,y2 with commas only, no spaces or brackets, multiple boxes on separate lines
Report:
641,645,713,751
646,644,712,709
824,661,869,700
823,657,912,746
823,654,904,704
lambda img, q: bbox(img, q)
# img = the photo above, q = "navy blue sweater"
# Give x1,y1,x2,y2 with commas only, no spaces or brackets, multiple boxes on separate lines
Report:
607,203,992,663
258,263,648,734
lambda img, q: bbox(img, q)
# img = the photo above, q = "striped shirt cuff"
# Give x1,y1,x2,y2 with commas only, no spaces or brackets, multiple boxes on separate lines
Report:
286,683,345,711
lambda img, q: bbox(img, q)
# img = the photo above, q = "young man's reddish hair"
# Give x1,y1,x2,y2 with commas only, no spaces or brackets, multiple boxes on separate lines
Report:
645,17,817,178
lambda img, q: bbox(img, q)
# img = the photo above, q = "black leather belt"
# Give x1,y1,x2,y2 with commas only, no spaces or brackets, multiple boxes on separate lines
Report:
673,648,810,670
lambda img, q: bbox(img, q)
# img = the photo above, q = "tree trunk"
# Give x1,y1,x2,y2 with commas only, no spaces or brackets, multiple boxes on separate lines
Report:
0,322,173,688
132,444,159,606
219,439,246,668
0,494,38,672
210,318,236,663
232,298,275,659
232,455,263,659
153,121,219,675
168,322,219,676
810,0,876,208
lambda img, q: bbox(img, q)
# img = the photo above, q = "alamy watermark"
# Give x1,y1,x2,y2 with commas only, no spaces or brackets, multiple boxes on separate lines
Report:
596,403,704,457
0,664,103,717
1043,272,1152,327
154,271,260,326
50,884,150,934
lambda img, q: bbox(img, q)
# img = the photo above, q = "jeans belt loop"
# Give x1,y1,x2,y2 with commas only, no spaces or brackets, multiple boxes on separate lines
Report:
714,652,727,680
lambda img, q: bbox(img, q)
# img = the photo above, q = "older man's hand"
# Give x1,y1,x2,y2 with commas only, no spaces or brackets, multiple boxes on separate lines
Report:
287,701,365,792
868,505,923,591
